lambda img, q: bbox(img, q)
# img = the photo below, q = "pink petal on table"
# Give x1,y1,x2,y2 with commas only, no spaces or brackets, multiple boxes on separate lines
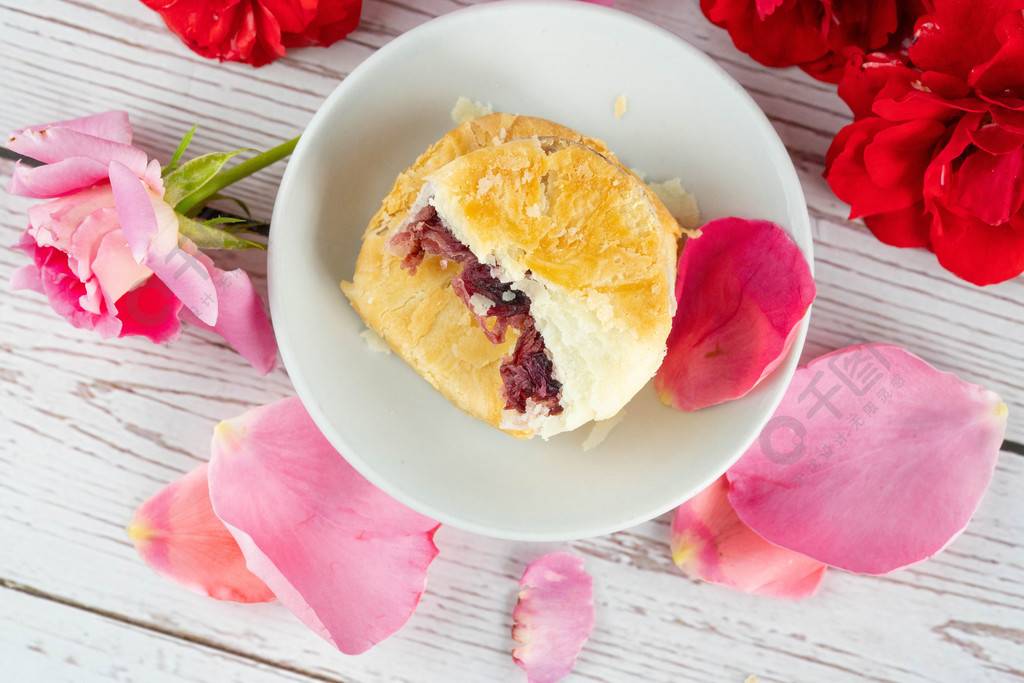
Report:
108,160,218,325
727,344,1007,574
128,463,276,603
512,552,595,683
671,476,826,599
655,217,815,412
12,111,133,145
7,158,111,198
207,397,440,655
7,125,148,173
180,245,278,374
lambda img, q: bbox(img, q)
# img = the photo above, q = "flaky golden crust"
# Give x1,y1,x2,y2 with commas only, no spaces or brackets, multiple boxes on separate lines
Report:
342,114,680,439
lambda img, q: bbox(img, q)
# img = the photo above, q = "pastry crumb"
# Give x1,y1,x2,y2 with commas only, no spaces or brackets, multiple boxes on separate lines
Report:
583,411,626,451
451,97,494,124
614,94,628,119
744,676,760,683
360,327,391,354
648,177,701,231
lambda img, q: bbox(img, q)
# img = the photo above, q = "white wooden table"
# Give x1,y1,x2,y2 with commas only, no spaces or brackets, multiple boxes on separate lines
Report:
2,1,1023,681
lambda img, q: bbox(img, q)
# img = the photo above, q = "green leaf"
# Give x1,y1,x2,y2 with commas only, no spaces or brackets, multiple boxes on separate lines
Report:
208,193,252,217
202,216,247,226
164,150,248,212
162,123,198,177
177,214,267,251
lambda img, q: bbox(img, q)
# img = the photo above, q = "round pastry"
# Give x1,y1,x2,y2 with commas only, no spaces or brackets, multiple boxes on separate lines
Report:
342,114,681,439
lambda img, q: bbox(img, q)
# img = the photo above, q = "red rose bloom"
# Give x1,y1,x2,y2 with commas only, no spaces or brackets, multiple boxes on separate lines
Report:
825,0,1024,285
701,0,927,83
142,0,361,67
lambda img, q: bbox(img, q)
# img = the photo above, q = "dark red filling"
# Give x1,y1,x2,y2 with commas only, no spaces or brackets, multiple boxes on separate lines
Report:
389,204,563,416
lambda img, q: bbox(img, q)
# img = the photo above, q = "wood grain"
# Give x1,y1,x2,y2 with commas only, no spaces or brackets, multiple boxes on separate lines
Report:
2,0,1023,680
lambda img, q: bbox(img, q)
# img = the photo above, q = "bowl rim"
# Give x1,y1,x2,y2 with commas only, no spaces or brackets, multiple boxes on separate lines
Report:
268,0,813,541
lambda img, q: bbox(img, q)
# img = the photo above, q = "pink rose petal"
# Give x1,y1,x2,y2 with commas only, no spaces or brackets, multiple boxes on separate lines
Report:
655,217,815,412
671,476,826,599
8,125,148,173
108,160,218,325
179,245,278,375
7,157,111,198
512,552,595,683
13,111,133,145
207,397,440,654
727,344,1007,574
128,463,275,603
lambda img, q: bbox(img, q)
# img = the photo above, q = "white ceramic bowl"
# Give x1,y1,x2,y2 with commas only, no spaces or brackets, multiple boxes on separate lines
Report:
269,1,812,541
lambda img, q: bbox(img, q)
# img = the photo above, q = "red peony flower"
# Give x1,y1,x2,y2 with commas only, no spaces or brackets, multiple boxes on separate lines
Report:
825,0,1024,285
700,0,928,83
141,0,361,67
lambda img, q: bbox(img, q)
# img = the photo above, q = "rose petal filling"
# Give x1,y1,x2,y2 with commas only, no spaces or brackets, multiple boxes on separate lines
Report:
389,203,563,416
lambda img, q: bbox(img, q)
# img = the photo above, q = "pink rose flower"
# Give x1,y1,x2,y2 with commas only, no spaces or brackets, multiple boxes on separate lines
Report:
8,111,278,373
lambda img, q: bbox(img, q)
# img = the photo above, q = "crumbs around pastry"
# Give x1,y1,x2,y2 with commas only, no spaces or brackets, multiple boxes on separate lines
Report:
614,94,628,119
360,327,391,354
451,97,494,124
582,410,626,451
648,177,701,232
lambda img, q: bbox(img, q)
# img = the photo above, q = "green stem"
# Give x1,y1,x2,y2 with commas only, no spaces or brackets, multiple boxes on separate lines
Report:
175,135,300,216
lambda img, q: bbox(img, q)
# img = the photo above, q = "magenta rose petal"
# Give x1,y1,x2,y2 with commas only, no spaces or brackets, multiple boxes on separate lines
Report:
128,463,276,603
671,476,826,599
512,552,595,683
207,397,440,655
727,344,1007,575
654,217,815,412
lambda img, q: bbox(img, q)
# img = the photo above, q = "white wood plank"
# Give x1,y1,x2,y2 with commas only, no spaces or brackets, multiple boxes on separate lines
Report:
2,181,1023,680
2,0,1024,680
0,586,326,682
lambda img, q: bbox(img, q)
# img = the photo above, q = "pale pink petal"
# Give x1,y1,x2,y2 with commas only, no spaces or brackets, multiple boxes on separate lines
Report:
27,185,116,247
108,160,217,325
207,397,440,654
7,126,147,173
512,552,595,683
655,217,815,412
128,463,276,603
727,344,1007,575
106,160,161,263
671,476,826,599
12,111,133,145
10,231,45,293
180,247,278,374
10,264,44,293
67,206,120,281
7,158,111,198
92,227,153,310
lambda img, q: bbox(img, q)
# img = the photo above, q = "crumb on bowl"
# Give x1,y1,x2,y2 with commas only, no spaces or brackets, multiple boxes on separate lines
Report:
451,97,494,124
614,94,628,119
